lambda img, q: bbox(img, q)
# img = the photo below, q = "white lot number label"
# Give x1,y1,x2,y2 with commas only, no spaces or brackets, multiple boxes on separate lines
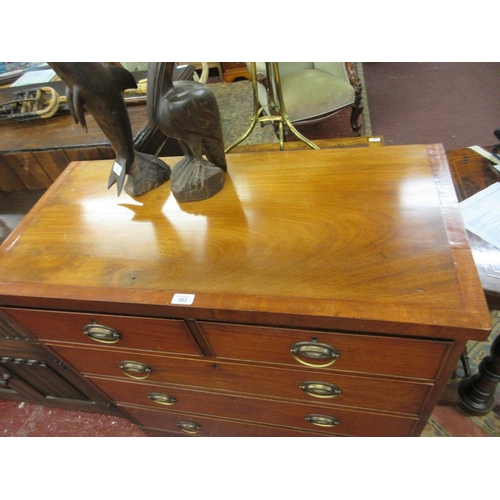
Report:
112,162,123,176
171,293,195,305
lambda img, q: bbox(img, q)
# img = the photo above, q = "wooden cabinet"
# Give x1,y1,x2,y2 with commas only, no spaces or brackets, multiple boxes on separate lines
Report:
0,310,119,414
221,63,250,82
0,145,491,436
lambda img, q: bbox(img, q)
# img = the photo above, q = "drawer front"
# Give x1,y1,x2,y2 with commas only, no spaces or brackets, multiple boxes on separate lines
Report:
52,345,432,415
122,405,330,437
91,376,417,437
200,322,452,379
4,308,202,356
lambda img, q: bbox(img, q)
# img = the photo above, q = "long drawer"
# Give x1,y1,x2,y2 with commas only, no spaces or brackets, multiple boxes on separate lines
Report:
3,308,202,356
122,405,335,437
140,423,321,437
91,376,418,436
51,344,432,414
199,322,452,380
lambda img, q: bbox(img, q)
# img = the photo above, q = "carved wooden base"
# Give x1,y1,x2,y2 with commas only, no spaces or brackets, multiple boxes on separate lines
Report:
458,333,500,416
170,158,225,203
124,152,171,197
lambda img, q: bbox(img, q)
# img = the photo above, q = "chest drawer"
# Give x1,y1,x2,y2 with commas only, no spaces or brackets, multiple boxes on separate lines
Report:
52,344,432,414
200,322,452,380
3,308,202,356
122,405,330,437
90,376,418,436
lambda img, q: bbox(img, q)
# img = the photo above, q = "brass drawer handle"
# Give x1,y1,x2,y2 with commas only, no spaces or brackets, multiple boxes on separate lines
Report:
177,420,202,435
148,392,177,406
305,414,340,428
119,360,152,380
290,341,339,367
84,323,121,344
300,381,341,398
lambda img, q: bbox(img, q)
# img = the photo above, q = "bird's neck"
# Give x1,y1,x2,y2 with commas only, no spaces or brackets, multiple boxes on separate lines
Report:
160,62,175,94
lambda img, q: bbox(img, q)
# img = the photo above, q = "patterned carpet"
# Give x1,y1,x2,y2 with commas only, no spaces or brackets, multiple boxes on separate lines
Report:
208,80,278,148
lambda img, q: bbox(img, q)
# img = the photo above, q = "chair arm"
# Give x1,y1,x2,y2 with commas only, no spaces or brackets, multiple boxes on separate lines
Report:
246,62,268,86
345,62,363,94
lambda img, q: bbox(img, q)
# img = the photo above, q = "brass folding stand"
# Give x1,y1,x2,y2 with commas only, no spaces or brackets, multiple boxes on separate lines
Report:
225,62,319,153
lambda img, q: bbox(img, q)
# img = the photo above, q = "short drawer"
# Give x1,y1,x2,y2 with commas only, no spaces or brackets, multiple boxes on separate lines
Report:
3,308,202,356
52,345,432,415
122,405,330,437
90,376,418,436
199,322,452,379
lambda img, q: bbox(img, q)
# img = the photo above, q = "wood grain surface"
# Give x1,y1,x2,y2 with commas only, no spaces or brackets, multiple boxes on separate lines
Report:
0,144,491,339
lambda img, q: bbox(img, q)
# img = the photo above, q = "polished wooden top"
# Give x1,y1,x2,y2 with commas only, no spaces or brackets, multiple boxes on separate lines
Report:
0,144,491,339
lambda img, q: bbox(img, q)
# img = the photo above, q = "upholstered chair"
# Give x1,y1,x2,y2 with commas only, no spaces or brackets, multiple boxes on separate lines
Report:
120,62,150,72
250,62,363,137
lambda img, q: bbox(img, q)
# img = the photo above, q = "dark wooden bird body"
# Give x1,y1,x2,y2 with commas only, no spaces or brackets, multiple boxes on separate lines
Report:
48,62,170,197
163,81,227,170
48,62,137,195
146,62,227,202
148,62,227,171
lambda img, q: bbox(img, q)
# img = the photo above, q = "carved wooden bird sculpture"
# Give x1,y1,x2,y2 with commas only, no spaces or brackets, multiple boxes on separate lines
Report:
147,62,227,202
49,62,170,197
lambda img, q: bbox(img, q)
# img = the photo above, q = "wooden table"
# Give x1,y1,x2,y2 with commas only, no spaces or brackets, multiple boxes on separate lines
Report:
0,144,491,436
447,146,500,308
230,136,385,154
445,145,500,414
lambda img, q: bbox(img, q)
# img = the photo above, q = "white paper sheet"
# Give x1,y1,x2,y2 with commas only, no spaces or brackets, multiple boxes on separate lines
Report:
460,182,500,249
11,69,56,86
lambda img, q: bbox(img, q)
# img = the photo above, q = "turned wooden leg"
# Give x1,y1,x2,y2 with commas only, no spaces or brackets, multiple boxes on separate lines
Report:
458,333,500,415
345,63,363,137
350,94,364,137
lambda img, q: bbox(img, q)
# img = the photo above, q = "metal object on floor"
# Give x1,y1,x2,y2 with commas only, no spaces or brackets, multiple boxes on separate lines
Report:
224,62,319,153
458,333,500,415
492,128,500,159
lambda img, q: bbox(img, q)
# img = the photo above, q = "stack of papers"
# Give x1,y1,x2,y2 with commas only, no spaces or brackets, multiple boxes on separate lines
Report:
11,68,56,87
460,182,500,249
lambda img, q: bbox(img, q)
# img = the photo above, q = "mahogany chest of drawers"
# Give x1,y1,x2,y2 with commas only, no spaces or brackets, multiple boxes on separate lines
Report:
0,145,491,436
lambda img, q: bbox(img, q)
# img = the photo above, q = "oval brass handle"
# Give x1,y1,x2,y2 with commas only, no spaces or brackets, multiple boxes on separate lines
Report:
305,414,340,428
300,381,341,398
177,420,202,435
119,360,152,380
290,341,339,367
84,323,121,344
148,392,177,406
